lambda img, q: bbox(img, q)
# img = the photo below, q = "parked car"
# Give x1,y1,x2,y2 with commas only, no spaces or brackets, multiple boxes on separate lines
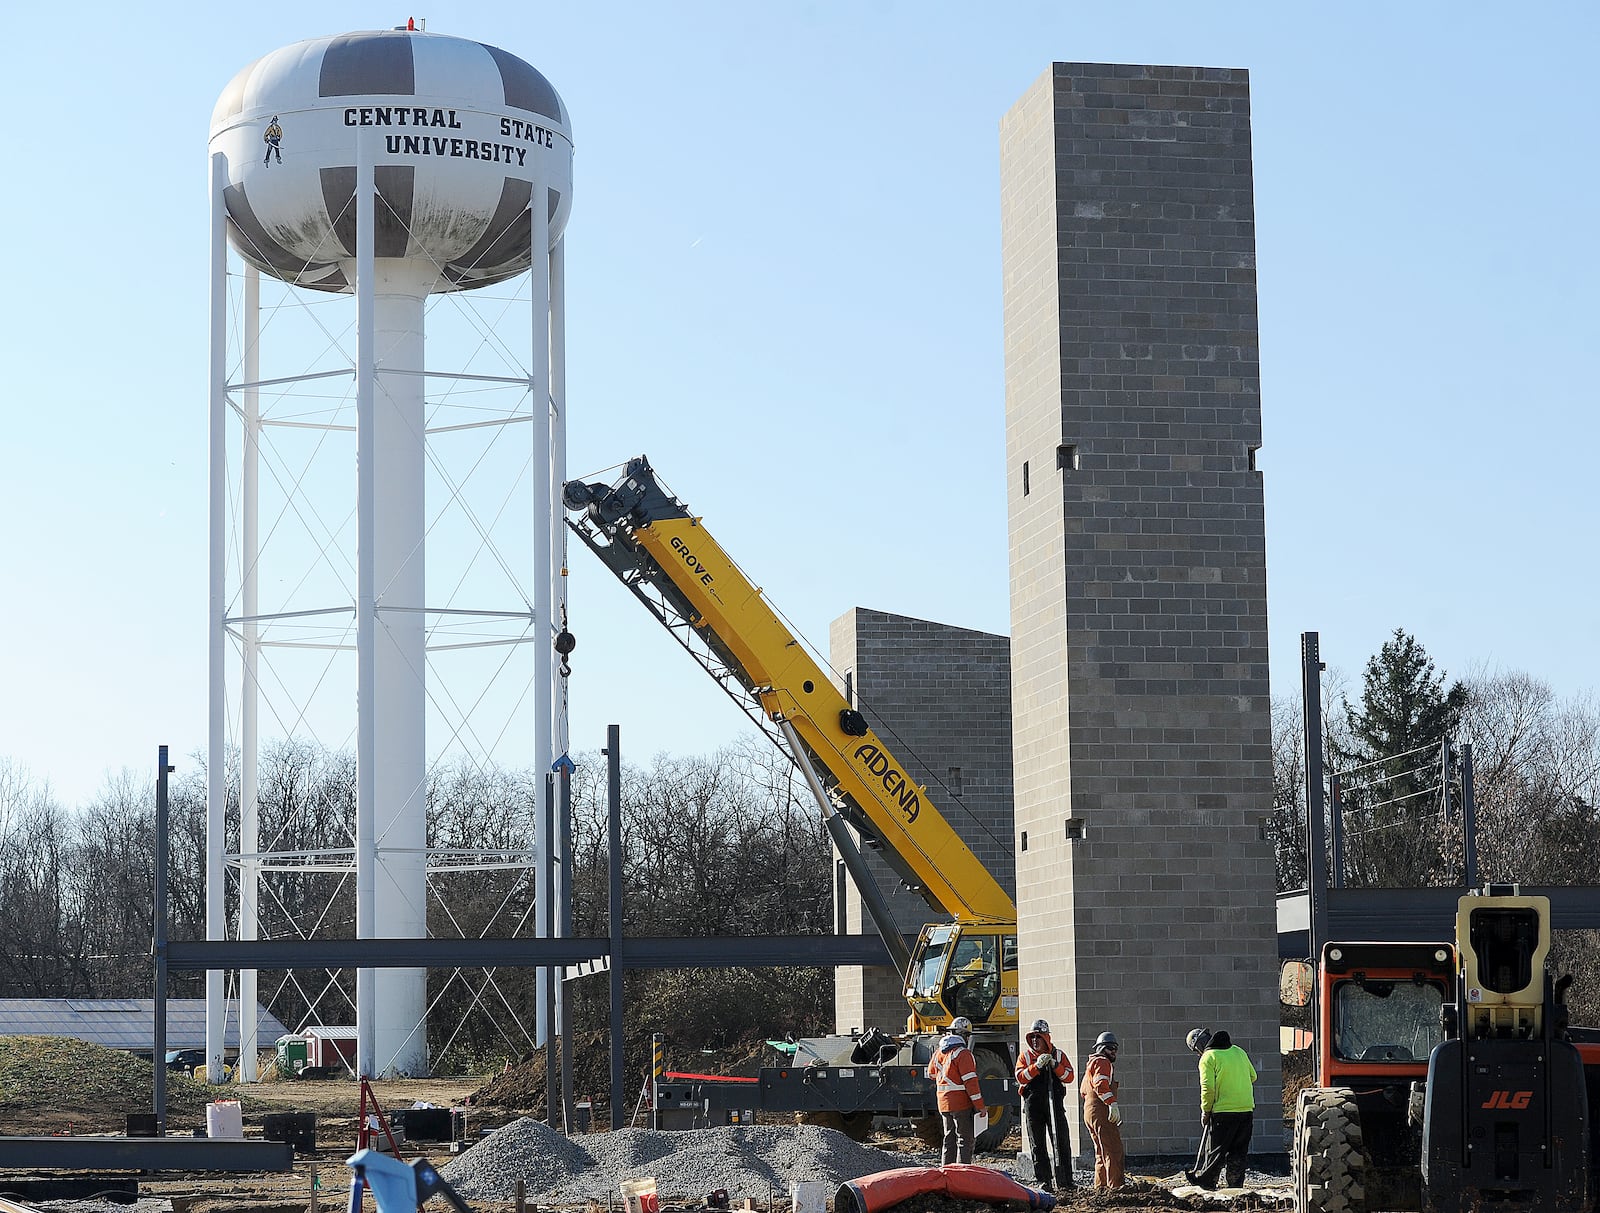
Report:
165,1048,206,1075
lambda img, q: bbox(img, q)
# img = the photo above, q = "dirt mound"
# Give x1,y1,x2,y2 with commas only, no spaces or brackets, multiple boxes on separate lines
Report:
470,1031,774,1116
0,1035,242,1133
1280,1048,1312,1118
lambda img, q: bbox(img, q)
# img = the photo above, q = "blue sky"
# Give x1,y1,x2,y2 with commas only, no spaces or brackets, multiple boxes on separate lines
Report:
3,2,1595,806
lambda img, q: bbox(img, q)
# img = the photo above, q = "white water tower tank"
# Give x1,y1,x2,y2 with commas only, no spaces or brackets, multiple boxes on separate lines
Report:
209,26,572,291
205,26,572,1079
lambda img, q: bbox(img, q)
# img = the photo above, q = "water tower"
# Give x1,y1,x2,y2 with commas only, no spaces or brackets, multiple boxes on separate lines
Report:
206,25,572,1078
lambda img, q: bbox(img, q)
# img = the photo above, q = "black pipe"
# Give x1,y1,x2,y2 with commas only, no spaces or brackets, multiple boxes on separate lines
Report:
607,726,625,1129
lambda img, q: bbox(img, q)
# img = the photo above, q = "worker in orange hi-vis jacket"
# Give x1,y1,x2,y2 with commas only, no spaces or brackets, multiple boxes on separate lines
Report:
1080,1031,1125,1190
925,1016,986,1165
1016,1018,1076,1191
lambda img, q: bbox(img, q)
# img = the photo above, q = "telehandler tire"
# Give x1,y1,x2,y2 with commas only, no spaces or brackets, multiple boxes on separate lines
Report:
1294,1087,1368,1213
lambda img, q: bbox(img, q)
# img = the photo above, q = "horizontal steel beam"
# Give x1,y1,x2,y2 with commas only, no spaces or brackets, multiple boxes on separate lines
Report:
0,1136,293,1172
166,934,907,971
167,937,606,970
1276,885,1600,958
620,935,907,968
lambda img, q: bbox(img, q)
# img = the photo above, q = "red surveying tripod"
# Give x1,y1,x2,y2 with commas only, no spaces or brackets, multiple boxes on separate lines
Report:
356,1077,405,1159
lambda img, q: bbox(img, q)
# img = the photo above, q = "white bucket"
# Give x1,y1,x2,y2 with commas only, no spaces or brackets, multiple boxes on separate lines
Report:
791,1180,829,1213
206,1099,244,1139
621,1177,659,1213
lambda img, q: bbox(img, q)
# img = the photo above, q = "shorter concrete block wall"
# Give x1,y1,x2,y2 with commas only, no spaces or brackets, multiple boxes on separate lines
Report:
829,607,1015,1033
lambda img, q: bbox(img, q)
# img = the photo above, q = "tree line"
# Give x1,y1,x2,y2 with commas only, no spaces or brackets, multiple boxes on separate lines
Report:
2,627,1597,1065
0,737,836,1072
1266,629,1600,1019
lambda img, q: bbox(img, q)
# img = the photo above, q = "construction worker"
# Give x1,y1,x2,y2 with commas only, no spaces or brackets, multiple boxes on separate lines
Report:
1015,1018,1075,1191
1080,1030,1124,1190
925,1015,986,1165
1184,1027,1257,1190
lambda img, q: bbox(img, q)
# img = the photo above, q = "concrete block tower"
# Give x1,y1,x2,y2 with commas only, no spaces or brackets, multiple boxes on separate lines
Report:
829,608,1014,1034
1000,64,1282,1156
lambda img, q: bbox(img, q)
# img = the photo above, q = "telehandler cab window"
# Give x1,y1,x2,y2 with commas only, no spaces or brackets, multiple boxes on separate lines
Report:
1332,977,1445,1063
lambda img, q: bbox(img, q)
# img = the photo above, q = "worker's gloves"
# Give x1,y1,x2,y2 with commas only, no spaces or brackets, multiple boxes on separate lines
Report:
1107,1103,1123,1126
1202,1111,1212,1127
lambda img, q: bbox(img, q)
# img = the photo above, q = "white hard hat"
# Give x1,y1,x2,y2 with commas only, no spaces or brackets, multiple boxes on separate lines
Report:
950,1016,974,1036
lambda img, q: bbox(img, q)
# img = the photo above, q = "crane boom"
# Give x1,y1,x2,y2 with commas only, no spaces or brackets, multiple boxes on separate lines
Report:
564,456,1016,927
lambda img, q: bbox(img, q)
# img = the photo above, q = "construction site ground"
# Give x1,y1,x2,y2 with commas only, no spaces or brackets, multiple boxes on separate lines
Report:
0,1040,1290,1213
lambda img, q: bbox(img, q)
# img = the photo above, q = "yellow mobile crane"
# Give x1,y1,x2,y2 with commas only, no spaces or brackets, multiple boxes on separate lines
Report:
564,456,1019,1146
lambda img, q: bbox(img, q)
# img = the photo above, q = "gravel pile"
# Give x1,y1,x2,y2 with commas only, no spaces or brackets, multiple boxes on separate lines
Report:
441,1119,927,1204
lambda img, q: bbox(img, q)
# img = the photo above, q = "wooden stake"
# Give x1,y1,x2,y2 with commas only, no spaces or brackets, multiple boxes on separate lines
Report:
515,1178,526,1213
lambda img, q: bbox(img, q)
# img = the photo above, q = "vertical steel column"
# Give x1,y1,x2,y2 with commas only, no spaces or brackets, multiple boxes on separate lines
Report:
835,859,848,936
154,745,172,1130
1301,632,1329,958
239,266,261,1083
354,130,377,1081
607,725,624,1129
205,150,230,1084
1461,744,1478,888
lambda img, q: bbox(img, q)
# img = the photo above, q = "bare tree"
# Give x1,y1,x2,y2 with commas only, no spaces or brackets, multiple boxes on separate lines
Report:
1268,695,1307,892
0,769,88,996
71,771,157,994
1461,669,1600,885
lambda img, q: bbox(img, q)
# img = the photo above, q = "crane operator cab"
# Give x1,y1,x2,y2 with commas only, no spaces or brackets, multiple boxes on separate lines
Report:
905,924,1018,1032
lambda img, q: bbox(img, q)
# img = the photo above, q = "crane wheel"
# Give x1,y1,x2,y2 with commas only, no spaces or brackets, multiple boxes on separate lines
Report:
974,1047,1014,1153
839,1112,875,1142
1294,1087,1368,1213
797,1111,874,1142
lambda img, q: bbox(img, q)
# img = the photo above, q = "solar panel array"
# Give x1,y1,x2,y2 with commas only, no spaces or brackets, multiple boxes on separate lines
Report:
0,999,289,1051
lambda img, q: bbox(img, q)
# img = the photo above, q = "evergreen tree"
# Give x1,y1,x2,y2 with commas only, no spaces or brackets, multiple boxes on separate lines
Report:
1334,629,1467,886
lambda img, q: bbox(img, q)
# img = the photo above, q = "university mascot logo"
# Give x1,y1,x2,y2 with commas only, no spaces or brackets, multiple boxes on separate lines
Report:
263,115,284,165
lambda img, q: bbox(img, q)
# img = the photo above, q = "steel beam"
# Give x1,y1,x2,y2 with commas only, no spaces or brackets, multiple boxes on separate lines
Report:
1276,885,1600,957
167,934,907,971
0,1137,293,1172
